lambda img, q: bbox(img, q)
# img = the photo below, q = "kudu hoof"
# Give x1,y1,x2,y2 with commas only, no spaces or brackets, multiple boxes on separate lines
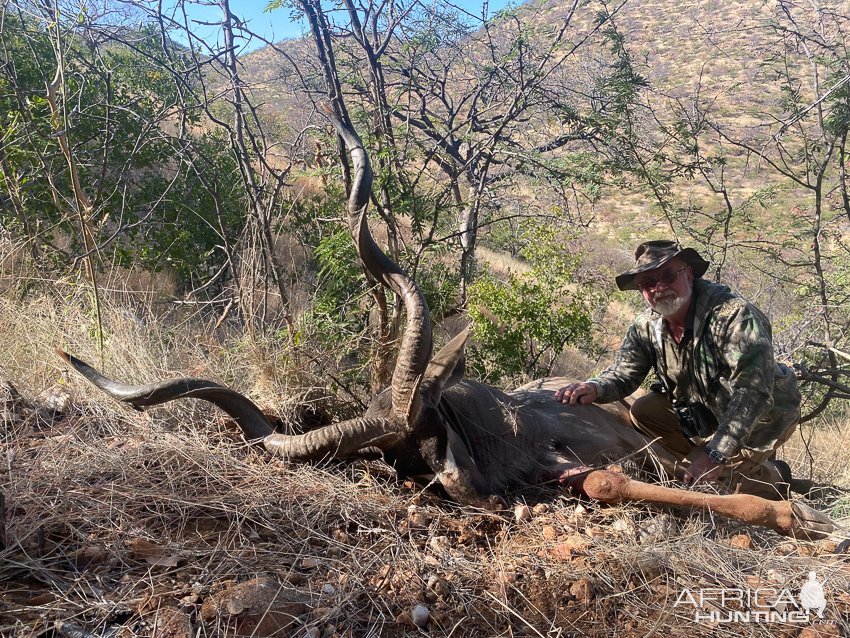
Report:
789,502,835,540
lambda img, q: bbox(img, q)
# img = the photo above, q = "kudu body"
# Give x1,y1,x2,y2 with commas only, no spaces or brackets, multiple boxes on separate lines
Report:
58,111,833,541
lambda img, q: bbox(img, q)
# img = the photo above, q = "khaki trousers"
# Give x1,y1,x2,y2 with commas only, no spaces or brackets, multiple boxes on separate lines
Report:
629,392,796,500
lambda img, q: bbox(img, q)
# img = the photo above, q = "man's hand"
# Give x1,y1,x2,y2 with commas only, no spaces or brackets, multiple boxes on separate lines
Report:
683,449,723,485
554,382,598,405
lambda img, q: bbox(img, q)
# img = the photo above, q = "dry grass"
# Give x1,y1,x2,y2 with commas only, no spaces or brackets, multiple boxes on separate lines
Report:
784,419,850,491
2,288,850,637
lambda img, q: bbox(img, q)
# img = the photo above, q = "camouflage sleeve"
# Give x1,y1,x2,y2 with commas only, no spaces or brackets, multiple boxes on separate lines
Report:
588,321,653,403
706,302,776,458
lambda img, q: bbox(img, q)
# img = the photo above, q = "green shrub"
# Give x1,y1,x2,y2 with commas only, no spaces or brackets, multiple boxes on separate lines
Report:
467,221,597,383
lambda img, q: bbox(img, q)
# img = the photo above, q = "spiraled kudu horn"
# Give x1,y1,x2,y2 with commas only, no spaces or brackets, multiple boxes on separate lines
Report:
56,349,398,460
321,104,432,423
56,349,275,439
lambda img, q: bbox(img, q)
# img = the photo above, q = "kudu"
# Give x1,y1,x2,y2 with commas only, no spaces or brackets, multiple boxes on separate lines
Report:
58,111,833,541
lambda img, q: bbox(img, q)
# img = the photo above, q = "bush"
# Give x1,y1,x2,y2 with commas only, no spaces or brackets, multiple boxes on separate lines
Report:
467,221,599,383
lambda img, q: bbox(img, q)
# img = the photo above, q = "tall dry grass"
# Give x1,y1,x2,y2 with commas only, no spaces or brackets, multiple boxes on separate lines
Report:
1,283,849,637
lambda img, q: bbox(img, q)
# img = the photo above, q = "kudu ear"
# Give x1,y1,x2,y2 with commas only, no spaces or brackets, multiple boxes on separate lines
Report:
422,327,470,402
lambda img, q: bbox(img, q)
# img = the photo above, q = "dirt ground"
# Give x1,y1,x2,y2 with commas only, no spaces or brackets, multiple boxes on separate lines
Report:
2,369,849,637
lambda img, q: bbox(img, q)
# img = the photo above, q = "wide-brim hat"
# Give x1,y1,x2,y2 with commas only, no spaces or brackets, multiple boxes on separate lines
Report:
615,240,710,291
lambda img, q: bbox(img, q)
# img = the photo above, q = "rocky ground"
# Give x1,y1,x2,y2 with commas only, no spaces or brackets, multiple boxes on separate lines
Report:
2,370,849,637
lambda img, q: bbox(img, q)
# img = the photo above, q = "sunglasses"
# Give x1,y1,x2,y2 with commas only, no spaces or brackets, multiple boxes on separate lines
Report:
636,266,688,292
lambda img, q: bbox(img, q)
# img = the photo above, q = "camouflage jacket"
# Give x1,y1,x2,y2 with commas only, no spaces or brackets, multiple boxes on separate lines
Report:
589,279,801,457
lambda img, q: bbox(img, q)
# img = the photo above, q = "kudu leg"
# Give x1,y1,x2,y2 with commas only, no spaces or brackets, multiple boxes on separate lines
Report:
566,469,834,540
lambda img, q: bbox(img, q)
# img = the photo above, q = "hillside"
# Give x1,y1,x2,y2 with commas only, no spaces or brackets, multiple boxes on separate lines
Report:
233,0,850,256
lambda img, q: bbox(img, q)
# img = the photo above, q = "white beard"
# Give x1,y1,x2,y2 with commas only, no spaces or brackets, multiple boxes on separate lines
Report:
649,292,690,317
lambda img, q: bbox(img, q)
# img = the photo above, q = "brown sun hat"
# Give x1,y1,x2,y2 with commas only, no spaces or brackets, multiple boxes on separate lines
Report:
615,240,710,291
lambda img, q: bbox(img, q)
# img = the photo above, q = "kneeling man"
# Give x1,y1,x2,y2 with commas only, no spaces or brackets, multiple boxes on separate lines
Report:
556,240,800,500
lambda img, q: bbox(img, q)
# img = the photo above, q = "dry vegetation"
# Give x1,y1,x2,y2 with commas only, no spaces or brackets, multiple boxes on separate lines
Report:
1,281,849,638
3,1,850,634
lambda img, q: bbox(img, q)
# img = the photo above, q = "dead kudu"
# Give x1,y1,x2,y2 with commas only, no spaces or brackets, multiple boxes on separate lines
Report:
58,113,833,541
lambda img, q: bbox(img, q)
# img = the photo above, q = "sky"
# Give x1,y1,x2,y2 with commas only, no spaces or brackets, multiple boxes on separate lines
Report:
162,0,516,54
164,1,305,51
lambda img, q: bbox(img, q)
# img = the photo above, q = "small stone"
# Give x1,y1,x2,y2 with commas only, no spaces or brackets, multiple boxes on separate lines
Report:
499,569,517,584
798,625,840,637
766,569,785,584
305,628,321,638
411,604,429,628
427,575,450,599
321,584,336,596
569,578,594,604
566,533,590,551
282,572,304,585
407,505,431,528
301,558,321,569
541,534,590,561
429,536,451,554
532,503,550,515
514,504,531,522
729,534,752,549
151,606,192,638
542,526,558,541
